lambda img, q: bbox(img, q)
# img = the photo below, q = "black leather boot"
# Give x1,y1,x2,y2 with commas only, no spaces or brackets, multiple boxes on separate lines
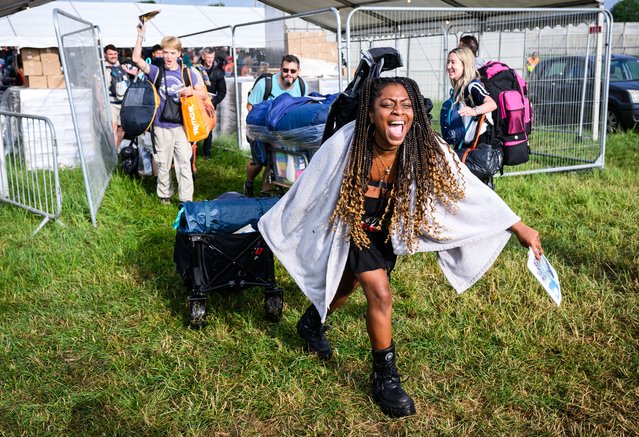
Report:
296,304,332,360
371,342,416,418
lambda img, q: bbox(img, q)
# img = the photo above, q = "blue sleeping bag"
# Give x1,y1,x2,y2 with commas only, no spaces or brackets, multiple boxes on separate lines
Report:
246,99,272,128
246,93,338,148
174,196,279,235
266,93,337,131
245,99,272,143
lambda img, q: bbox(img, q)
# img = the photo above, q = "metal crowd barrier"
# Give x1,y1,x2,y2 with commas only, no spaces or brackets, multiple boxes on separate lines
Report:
0,110,62,235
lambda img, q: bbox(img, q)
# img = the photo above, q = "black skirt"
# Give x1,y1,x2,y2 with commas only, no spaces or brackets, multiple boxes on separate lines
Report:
346,196,397,274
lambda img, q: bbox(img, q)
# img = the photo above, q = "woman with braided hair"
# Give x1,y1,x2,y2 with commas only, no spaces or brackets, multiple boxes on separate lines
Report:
258,76,543,418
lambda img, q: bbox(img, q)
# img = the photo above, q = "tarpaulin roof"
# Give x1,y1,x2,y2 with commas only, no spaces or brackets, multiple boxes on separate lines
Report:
0,1,265,48
0,0,52,18
259,0,603,34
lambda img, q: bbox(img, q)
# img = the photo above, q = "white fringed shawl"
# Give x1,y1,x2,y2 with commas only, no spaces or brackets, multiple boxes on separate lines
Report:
258,121,520,321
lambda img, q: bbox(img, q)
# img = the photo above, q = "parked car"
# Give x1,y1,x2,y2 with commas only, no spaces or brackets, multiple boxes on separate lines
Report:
528,54,639,133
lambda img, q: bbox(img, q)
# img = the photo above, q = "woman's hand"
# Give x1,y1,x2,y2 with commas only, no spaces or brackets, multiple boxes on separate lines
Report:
510,221,543,260
458,106,478,117
137,23,146,36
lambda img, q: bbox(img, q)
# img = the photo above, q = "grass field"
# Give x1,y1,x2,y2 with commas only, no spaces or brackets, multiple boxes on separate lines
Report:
1,132,637,435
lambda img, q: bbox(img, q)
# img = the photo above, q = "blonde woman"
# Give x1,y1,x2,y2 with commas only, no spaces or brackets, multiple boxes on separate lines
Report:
445,47,497,146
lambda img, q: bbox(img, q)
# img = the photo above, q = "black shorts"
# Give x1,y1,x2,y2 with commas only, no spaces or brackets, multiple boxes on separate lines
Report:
249,139,267,166
347,229,397,274
346,197,397,274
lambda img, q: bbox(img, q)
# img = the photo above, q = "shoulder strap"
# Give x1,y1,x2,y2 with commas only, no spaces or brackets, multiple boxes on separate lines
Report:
299,77,306,96
263,75,272,101
182,65,190,87
461,115,486,161
154,64,163,89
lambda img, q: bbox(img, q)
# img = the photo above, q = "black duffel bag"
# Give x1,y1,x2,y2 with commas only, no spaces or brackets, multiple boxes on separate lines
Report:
456,114,503,187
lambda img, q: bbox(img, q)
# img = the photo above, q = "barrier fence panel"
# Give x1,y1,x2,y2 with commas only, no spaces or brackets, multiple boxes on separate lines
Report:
232,7,343,150
346,7,612,177
0,110,62,235
53,9,117,227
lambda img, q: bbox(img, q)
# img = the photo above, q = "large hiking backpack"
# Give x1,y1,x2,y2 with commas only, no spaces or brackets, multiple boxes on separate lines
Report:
321,48,404,142
248,72,307,102
479,61,533,165
120,76,160,139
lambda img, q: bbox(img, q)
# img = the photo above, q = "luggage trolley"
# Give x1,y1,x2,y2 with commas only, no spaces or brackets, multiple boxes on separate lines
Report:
246,93,337,191
173,195,283,329
267,142,320,189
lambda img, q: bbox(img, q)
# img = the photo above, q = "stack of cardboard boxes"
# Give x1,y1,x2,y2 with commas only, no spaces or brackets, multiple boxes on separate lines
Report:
286,32,339,64
20,47,65,89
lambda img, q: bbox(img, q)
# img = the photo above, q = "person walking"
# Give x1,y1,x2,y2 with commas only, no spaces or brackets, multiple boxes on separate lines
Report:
194,47,227,159
258,76,544,418
243,54,308,196
132,23,207,205
443,47,497,148
458,34,487,69
104,44,130,148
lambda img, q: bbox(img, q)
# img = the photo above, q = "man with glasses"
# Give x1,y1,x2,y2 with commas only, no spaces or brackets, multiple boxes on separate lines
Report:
244,54,308,197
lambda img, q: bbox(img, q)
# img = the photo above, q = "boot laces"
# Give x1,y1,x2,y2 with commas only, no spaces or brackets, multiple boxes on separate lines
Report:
374,365,410,384
306,321,329,339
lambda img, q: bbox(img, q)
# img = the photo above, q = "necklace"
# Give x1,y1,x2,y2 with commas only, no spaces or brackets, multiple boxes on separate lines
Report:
372,146,396,177
371,146,397,192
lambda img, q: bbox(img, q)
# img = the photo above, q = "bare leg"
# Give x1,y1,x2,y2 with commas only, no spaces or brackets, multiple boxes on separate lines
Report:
328,268,359,315
112,122,119,149
245,162,262,183
356,269,393,350
115,126,125,149
297,268,358,360
358,269,415,417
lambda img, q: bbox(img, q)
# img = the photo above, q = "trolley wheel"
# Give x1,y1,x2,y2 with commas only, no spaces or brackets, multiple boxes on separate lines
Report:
189,297,207,329
264,288,283,322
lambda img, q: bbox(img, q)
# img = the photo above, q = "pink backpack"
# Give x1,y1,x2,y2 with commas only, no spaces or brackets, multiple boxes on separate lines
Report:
479,61,533,166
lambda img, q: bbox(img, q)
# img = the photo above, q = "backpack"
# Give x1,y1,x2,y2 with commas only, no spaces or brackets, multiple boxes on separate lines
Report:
440,88,475,148
479,61,533,165
106,64,130,103
120,76,160,139
321,47,403,143
248,73,307,102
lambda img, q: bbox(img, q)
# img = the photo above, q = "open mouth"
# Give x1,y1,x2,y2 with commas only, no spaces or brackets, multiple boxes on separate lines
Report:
388,120,405,138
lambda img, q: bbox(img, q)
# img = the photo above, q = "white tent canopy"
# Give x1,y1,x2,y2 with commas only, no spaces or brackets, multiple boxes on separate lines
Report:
258,0,602,34
0,1,266,49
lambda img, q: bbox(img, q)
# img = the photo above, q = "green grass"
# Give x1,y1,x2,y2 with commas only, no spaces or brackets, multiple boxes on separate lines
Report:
1,132,638,435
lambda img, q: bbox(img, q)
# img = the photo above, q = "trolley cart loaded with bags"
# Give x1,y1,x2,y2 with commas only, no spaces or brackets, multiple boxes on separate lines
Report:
173,193,282,328
246,92,337,189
